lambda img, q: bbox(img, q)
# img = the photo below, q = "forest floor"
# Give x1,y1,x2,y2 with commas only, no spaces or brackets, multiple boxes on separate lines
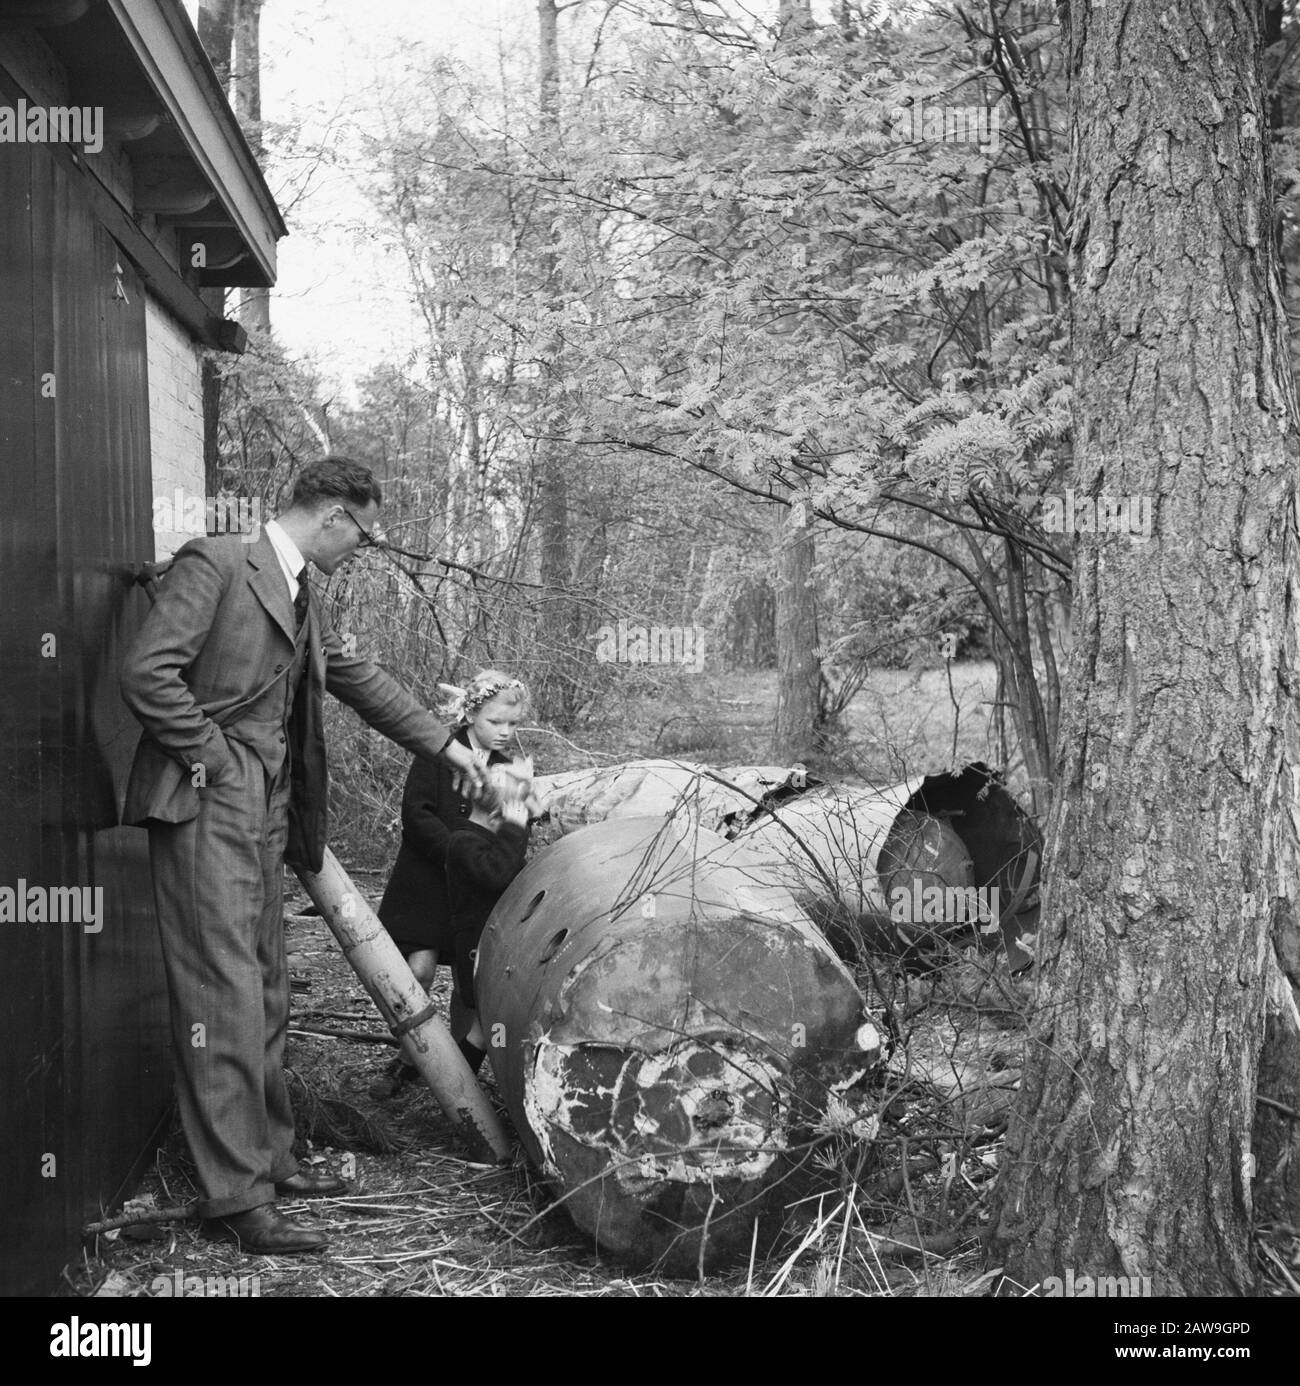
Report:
62,665,1300,1297
69,882,1029,1300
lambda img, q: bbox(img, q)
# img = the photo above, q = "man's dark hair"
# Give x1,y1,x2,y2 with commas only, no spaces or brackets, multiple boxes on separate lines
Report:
288,456,382,511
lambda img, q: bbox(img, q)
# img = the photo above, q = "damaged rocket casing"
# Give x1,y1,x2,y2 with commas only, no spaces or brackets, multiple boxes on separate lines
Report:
532,759,1041,970
536,759,796,836
734,762,1041,968
475,816,883,1272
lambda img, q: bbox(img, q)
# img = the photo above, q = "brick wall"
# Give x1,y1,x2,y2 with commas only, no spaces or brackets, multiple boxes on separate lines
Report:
145,294,205,559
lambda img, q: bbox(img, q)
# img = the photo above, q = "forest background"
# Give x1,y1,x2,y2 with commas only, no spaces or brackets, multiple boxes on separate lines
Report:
161,0,1300,1297
195,0,1113,846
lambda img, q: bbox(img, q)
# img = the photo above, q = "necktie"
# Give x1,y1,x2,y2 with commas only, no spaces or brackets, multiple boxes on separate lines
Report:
294,568,310,629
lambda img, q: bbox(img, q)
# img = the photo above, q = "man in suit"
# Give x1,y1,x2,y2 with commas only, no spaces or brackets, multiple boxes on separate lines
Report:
121,456,483,1254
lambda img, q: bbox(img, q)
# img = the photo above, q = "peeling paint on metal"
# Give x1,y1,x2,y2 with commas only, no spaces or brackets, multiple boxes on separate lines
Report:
526,1036,789,1192
477,817,883,1269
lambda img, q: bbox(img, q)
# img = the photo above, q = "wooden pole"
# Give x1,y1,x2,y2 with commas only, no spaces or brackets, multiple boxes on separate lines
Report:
294,848,511,1165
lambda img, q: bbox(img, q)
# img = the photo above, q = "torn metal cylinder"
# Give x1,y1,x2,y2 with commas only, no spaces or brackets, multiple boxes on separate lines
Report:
476,817,882,1272
294,848,510,1165
533,759,1041,969
736,762,1041,968
536,760,798,836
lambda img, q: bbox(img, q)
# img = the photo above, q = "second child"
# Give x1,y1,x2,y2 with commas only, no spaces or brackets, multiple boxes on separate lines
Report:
444,766,533,1073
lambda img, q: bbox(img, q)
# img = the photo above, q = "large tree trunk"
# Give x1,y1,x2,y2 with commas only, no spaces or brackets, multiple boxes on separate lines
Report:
234,0,270,335
990,0,1300,1294
772,501,822,763
197,0,236,89
196,0,236,498
534,0,575,725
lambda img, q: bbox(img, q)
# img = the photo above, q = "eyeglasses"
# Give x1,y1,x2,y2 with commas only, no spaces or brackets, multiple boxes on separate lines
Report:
340,506,386,549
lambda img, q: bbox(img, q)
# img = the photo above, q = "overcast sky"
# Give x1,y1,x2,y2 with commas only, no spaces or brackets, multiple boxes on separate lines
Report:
180,1,851,400
182,0,527,399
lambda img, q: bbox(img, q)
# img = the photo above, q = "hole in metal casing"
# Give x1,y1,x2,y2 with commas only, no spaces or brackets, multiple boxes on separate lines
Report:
538,928,568,963
519,890,546,922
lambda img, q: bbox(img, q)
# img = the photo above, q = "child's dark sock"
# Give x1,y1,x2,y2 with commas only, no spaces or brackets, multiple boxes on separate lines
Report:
457,1037,486,1075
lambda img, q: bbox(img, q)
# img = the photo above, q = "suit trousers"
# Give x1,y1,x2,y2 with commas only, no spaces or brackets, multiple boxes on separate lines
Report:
147,736,299,1218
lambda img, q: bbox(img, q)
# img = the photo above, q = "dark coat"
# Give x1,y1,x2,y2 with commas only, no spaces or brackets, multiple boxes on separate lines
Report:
121,531,451,873
377,730,515,952
445,819,529,1003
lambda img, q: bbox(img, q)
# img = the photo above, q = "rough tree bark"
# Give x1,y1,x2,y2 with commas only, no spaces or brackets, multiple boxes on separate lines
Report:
990,0,1300,1294
196,0,237,490
233,0,270,334
772,501,822,763
768,2,824,765
534,0,575,725
196,0,236,89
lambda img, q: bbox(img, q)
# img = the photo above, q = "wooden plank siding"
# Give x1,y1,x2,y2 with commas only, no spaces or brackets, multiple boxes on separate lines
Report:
0,130,171,1297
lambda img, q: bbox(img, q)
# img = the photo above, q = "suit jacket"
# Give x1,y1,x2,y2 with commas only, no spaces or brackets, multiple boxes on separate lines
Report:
121,530,450,873
377,730,514,948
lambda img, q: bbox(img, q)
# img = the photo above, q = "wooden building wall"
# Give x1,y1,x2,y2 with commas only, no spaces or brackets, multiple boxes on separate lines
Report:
0,127,171,1297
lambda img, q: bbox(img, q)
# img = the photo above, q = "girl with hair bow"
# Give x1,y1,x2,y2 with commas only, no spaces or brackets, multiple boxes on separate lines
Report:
372,670,533,1095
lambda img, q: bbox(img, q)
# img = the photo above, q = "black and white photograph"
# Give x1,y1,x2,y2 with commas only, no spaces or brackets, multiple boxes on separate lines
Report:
0,0,1296,1345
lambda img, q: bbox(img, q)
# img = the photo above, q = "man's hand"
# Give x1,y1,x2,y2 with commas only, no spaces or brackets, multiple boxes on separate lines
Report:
440,737,487,794
498,797,528,828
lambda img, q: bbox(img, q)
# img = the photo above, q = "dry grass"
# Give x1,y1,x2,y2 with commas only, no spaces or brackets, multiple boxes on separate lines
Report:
535,662,1003,779
62,898,1300,1297
59,665,1031,1299
64,876,1033,1299
60,666,1297,1297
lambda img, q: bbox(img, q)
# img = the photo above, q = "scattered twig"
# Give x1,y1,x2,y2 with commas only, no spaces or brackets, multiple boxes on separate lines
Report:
289,1022,399,1047
1259,1240,1300,1296
83,1205,198,1235
898,1136,931,1290
860,1228,964,1262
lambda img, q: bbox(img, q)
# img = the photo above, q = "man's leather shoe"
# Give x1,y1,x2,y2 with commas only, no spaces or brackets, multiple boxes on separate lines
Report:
202,1204,328,1254
457,1037,487,1076
275,1169,349,1197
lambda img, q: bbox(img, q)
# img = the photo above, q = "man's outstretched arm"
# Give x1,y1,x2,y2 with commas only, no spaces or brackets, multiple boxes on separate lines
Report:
321,618,482,786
